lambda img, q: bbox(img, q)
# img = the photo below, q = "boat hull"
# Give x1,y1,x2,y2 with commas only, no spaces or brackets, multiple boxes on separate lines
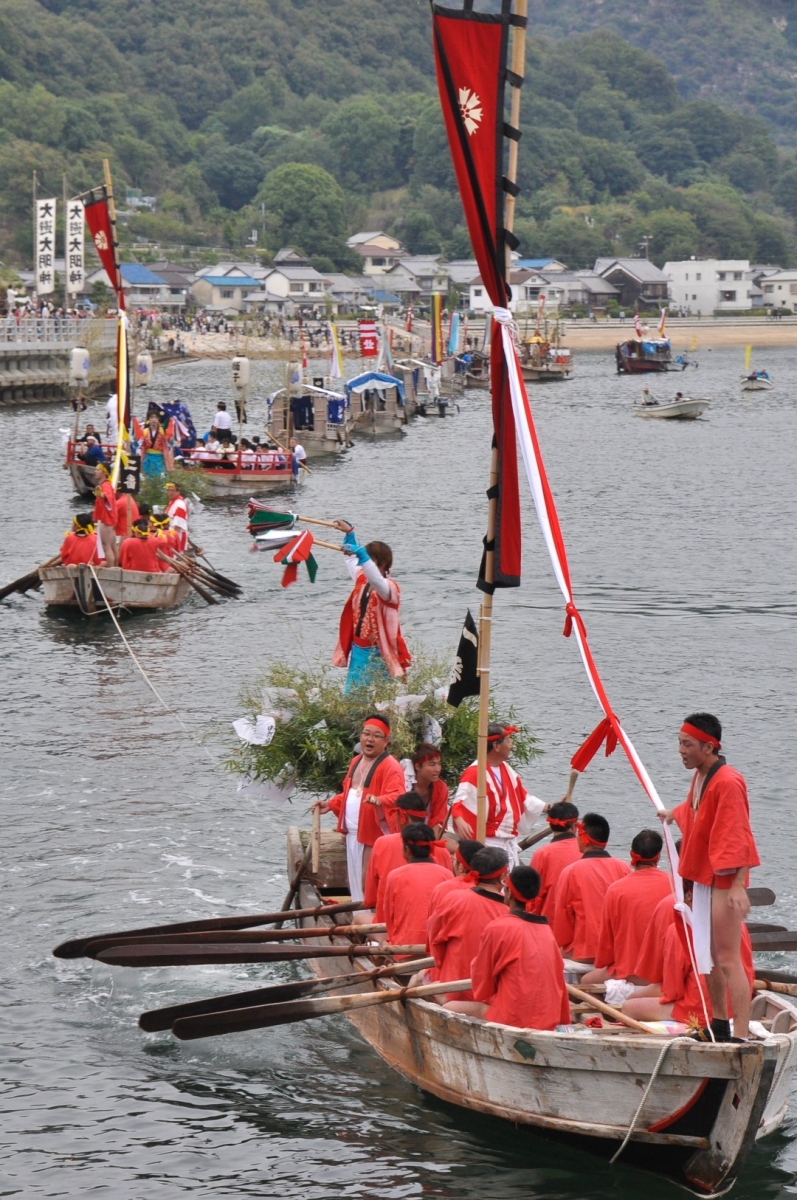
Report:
288,827,797,1196
39,563,191,612
520,364,572,383
633,400,709,420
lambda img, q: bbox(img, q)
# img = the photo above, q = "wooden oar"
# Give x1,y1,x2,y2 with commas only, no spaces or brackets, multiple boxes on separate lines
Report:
158,551,218,604
746,923,787,935
96,942,425,968
750,931,797,951
755,968,797,987
173,554,241,597
187,540,241,591
274,843,312,929
0,554,61,601
139,956,434,1032
518,767,580,852
83,922,386,957
748,887,776,906
566,984,656,1035
53,897,365,959
172,978,472,1041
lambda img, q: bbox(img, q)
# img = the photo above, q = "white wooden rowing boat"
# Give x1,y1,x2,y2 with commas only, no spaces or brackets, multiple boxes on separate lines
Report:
634,397,710,420
741,375,773,392
288,826,797,1196
39,563,191,613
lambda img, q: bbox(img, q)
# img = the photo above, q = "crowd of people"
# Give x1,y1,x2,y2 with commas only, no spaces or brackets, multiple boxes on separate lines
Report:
315,711,759,1041
59,476,189,572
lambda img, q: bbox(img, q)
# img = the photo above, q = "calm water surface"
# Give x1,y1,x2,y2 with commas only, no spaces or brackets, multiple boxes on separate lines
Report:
2,345,797,1198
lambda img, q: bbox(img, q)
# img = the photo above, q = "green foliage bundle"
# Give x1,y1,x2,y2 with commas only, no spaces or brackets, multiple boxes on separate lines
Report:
227,650,539,799
137,466,212,510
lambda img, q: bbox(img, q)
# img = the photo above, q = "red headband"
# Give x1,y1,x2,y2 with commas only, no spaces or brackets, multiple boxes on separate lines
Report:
680,722,721,750
577,821,607,849
455,847,472,870
363,718,390,737
414,752,441,767
408,838,434,846
630,851,661,865
506,876,535,913
487,725,519,743
547,816,575,829
466,864,508,885
399,808,428,820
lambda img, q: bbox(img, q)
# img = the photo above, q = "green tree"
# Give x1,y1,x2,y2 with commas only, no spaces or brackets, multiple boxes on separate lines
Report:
395,209,441,255
637,207,700,264
411,100,455,191
777,164,797,219
321,97,401,189
257,162,348,263
573,86,627,142
202,143,265,210
537,212,608,268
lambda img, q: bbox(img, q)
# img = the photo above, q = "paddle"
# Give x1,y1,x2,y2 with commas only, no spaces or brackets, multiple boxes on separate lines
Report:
748,887,776,906
274,843,312,929
96,942,426,968
755,968,797,987
566,984,656,1035
173,553,242,598
518,768,579,852
0,554,61,601
749,932,797,952
138,956,434,1032
53,897,365,959
158,551,218,604
171,977,472,1041
746,923,787,935
82,922,386,957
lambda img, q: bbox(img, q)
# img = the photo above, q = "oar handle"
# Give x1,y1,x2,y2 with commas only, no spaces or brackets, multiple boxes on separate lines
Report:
566,984,654,1035
296,515,343,529
313,538,345,553
157,551,217,605
565,768,579,802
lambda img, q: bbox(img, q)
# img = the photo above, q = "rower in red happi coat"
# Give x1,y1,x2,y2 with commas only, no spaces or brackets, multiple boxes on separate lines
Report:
553,813,630,964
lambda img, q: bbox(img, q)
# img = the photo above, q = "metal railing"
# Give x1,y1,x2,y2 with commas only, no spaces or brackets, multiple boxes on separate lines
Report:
0,317,118,348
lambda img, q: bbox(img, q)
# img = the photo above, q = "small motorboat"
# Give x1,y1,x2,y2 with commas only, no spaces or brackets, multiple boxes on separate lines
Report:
633,390,710,420
741,371,773,392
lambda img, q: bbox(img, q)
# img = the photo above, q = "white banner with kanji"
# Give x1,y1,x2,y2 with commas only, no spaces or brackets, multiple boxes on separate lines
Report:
66,199,85,296
36,198,56,296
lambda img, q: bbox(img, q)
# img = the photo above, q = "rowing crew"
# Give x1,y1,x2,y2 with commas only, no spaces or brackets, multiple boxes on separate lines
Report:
60,478,190,572
314,711,759,1039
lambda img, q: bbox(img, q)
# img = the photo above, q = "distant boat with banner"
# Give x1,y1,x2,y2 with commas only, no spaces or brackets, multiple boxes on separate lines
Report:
616,311,672,374
741,345,773,391
518,301,573,382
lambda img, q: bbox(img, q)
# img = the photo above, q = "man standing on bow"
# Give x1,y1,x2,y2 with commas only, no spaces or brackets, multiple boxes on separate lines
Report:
659,713,759,1041
165,481,189,553
450,723,547,866
314,714,405,903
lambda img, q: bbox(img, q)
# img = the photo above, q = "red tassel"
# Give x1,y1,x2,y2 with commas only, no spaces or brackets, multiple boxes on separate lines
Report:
281,563,298,588
570,716,619,773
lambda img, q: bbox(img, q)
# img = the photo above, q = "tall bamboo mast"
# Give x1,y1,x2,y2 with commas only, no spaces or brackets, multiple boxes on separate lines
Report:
475,0,527,842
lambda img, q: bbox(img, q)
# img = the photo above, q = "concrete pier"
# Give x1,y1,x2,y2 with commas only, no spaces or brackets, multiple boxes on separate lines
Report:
0,318,117,404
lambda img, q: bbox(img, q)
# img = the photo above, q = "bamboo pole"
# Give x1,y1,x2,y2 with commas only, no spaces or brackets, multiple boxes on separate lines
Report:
475,0,528,843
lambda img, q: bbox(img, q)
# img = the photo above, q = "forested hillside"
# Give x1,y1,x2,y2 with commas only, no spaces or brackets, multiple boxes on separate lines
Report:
2,0,797,276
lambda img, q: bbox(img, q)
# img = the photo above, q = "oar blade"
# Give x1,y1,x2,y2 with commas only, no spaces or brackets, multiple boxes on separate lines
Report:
139,977,331,1032
748,887,776,907
172,987,400,1040
750,931,797,951
96,942,421,968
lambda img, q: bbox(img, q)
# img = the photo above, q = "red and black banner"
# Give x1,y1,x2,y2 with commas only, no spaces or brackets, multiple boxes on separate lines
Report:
432,0,523,588
81,185,125,310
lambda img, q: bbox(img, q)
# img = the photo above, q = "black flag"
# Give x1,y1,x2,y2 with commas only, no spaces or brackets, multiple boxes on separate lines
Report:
447,609,481,707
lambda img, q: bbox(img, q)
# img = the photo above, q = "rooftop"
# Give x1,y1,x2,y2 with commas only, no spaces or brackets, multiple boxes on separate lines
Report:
120,263,167,285
594,257,668,282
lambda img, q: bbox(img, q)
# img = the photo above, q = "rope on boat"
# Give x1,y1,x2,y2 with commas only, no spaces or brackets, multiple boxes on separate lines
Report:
88,564,190,732
609,1037,690,1164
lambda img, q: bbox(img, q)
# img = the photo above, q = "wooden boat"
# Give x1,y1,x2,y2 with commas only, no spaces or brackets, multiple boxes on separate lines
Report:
633,394,710,420
39,561,191,613
287,826,797,1196
65,439,114,497
616,336,672,374
177,449,300,498
519,321,573,383
269,377,351,457
346,370,407,436
458,349,490,387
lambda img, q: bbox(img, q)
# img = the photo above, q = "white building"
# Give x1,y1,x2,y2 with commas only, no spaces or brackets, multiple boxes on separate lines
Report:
346,232,406,275
663,259,753,314
758,269,797,311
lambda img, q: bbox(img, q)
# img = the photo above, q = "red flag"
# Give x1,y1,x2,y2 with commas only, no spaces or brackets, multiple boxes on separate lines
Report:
406,304,413,333
432,3,521,587
274,530,316,587
359,319,378,357
81,186,125,309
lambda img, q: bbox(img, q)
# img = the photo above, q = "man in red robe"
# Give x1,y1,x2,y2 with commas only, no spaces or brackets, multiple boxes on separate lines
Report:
165,482,189,552
530,801,580,925
660,713,760,1040
357,793,452,926
331,521,411,688
119,519,172,573
315,714,405,903
407,743,449,837
92,463,118,566
447,865,570,1030
382,823,452,955
582,829,673,986
425,846,508,1000
451,723,547,865
114,488,139,540
427,839,485,913
60,514,100,565
553,813,630,963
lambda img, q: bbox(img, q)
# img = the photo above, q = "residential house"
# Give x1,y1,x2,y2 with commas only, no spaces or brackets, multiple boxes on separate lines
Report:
541,271,619,311
594,257,669,309
662,259,755,314
346,232,406,275
192,263,269,313
385,256,449,304
469,269,548,314
515,257,567,273
86,262,187,310
757,267,797,312
442,259,479,304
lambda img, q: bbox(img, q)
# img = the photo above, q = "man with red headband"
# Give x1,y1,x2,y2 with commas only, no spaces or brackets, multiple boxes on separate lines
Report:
407,743,449,838
114,486,139,541
582,829,672,988
446,865,570,1029
530,801,581,925
119,518,173,572
553,812,630,963
331,520,411,689
315,714,405,903
424,846,509,1000
165,482,189,552
382,824,452,954
659,712,759,1041
451,723,546,866
356,793,453,926
92,463,118,566
427,839,485,913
